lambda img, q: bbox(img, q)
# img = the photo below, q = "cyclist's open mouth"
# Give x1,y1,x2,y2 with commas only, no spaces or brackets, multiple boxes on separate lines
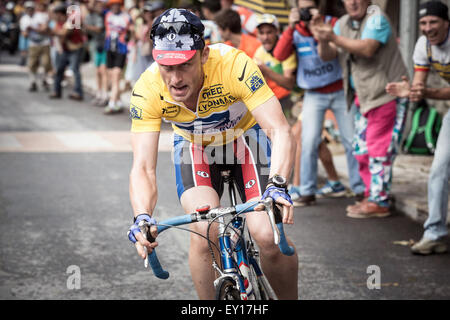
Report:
171,85,188,95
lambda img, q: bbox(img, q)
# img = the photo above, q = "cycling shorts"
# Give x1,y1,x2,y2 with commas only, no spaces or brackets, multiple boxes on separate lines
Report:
173,124,271,202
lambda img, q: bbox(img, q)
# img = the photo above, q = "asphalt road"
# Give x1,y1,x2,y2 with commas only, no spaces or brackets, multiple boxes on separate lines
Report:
0,54,449,300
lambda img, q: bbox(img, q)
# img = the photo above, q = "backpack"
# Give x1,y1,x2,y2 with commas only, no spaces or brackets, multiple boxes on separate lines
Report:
403,100,442,155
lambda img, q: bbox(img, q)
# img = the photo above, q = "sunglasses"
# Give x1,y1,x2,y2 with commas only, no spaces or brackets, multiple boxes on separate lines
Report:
150,21,203,41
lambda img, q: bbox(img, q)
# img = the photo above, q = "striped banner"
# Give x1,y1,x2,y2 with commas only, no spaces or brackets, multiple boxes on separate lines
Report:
235,0,292,27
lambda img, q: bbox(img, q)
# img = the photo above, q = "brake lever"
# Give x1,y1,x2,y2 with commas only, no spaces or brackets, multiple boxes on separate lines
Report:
138,220,156,268
263,197,281,245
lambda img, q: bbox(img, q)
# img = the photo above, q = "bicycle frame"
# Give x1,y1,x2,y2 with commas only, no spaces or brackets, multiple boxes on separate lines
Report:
210,170,275,300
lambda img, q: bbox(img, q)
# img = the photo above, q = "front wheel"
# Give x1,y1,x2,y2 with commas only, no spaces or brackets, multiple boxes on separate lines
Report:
215,277,241,300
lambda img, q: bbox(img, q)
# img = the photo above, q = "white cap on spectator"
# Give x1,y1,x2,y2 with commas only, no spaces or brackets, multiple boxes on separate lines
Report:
255,14,279,30
24,1,35,8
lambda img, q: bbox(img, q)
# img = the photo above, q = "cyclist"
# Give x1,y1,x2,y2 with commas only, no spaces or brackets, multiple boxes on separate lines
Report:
127,8,298,300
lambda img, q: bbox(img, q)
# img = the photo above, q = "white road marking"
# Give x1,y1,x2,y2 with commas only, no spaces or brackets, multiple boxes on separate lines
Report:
0,131,174,152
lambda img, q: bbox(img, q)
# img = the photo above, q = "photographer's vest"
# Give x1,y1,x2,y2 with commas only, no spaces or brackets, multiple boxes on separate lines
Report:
336,12,408,113
293,16,342,90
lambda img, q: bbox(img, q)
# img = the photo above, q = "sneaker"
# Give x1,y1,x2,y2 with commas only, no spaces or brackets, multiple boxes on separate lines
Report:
346,201,390,218
316,181,347,198
103,105,124,115
288,185,301,201
97,98,109,107
293,194,316,207
411,237,447,255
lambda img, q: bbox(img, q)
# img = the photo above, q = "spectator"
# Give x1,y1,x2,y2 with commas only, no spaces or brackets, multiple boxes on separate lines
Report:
18,1,33,66
123,2,140,92
147,0,165,20
49,2,85,101
196,0,223,45
2,1,19,55
253,14,296,111
138,3,155,68
214,8,260,58
85,0,108,106
132,1,154,76
314,0,409,218
290,104,347,201
273,0,365,206
21,0,52,92
220,0,258,36
386,1,449,254
103,0,132,114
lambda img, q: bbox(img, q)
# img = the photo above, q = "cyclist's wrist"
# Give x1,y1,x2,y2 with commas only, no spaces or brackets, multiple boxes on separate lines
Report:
133,213,152,223
266,174,288,191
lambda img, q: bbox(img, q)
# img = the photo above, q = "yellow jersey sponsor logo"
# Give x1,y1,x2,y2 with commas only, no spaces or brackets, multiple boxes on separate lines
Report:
245,71,265,93
162,105,181,118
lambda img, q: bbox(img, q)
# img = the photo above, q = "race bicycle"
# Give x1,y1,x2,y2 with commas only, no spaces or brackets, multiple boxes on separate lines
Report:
138,169,295,300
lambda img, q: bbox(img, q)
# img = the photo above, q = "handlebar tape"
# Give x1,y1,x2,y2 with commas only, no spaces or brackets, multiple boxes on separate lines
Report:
276,222,295,256
149,214,195,280
148,250,170,279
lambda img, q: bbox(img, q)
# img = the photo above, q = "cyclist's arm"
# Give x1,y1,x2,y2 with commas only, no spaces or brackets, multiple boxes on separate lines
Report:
251,96,295,224
129,131,160,218
251,95,295,184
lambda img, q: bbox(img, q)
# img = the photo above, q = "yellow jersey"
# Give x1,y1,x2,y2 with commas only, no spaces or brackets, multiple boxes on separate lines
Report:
130,43,274,146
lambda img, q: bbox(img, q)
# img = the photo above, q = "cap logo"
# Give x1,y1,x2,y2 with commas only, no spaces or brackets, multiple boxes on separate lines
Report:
156,52,190,61
167,33,176,41
419,8,427,16
160,8,188,24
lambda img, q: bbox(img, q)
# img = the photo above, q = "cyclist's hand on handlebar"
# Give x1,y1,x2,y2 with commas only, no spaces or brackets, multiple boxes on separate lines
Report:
261,186,294,225
127,214,159,260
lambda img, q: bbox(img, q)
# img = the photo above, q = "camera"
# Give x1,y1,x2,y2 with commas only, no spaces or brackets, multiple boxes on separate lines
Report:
299,7,313,22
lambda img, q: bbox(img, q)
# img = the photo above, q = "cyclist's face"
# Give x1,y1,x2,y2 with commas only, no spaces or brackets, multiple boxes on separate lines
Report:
257,24,278,52
158,48,209,107
419,16,449,45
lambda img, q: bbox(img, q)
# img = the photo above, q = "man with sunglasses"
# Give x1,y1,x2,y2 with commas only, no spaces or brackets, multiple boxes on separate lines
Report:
126,8,298,300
